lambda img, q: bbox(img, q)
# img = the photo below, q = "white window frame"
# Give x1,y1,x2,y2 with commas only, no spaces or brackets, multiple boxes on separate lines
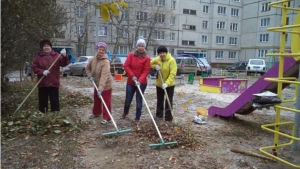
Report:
182,40,195,46
232,0,240,2
202,20,208,29
259,34,269,42
136,12,148,21
202,35,208,44
170,32,175,41
215,51,224,59
218,6,226,15
78,26,84,36
137,0,150,4
169,48,175,55
229,37,237,45
171,1,176,9
231,8,239,16
229,51,237,59
203,5,209,14
258,49,267,58
230,23,238,31
261,2,271,12
155,0,165,6
122,10,129,19
183,24,196,30
154,30,164,40
98,26,107,36
201,50,207,58
119,46,128,54
216,36,225,44
183,9,197,15
170,16,175,25
155,13,165,23
260,18,270,27
217,21,226,29
138,29,148,38
77,6,85,17
119,27,128,38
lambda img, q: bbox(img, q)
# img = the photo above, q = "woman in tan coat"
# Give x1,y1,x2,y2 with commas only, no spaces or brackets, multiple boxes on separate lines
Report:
86,42,113,124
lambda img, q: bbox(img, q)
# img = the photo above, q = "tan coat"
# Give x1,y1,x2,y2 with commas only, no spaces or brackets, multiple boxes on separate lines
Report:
86,54,113,91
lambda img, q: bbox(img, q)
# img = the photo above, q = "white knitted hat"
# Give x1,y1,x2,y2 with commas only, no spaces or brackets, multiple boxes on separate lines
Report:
136,36,146,47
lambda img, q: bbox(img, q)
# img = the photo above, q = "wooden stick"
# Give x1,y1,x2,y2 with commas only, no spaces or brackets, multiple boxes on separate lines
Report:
230,145,276,161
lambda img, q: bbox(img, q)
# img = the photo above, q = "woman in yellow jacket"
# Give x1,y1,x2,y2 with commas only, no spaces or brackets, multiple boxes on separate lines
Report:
150,46,177,121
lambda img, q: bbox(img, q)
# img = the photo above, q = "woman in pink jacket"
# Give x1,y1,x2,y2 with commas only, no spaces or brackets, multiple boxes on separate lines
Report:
120,37,150,125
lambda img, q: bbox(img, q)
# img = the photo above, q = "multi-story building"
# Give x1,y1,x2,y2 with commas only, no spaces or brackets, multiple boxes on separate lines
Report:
53,0,299,65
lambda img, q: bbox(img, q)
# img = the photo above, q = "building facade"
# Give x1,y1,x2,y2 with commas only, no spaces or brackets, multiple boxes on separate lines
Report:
53,0,299,65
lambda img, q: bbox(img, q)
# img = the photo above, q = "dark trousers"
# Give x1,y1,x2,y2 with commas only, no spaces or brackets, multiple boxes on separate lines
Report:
38,87,59,113
156,85,175,121
124,83,147,120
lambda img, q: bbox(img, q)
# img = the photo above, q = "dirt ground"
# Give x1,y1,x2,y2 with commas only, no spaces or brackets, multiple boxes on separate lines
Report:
60,74,299,169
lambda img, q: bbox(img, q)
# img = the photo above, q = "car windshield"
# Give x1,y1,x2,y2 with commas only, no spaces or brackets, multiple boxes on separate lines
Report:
250,60,264,65
197,58,208,64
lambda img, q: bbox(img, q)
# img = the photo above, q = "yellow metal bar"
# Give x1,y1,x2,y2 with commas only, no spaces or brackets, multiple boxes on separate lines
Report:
266,53,300,57
268,24,300,30
274,105,300,113
261,122,298,140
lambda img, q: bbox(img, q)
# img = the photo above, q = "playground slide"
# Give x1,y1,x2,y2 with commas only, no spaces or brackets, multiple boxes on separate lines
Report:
208,57,299,117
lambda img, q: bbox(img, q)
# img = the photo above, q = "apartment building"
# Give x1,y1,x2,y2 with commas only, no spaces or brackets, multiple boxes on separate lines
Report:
53,0,299,65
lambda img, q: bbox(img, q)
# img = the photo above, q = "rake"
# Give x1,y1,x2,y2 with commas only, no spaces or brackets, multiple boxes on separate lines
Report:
91,81,131,136
134,80,177,147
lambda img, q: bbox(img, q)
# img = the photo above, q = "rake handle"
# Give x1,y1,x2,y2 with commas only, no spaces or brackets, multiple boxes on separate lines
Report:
91,81,118,129
14,54,62,113
230,145,276,161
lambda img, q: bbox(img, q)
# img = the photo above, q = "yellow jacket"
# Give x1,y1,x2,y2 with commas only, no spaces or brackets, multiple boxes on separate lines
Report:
150,53,177,88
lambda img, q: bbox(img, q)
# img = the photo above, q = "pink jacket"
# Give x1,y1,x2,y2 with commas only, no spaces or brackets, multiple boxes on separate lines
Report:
124,51,150,85
32,50,69,87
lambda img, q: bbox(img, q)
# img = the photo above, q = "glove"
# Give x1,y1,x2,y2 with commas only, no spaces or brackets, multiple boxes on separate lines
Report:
162,83,168,89
60,48,66,56
43,70,50,76
89,76,94,82
132,76,137,82
155,65,160,71
135,81,141,86
97,90,102,97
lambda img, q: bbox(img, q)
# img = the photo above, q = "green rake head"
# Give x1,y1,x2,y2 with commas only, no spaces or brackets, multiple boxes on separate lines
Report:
149,140,177,147
102,128,131,136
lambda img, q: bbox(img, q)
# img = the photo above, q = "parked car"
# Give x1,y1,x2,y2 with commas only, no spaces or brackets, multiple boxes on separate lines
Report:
225,62,247,71
173,54,212,76
68,56,93,76
246,59,266,75
110,57,127,75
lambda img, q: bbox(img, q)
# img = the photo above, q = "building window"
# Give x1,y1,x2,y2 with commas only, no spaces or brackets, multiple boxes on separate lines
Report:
171,1,176,9
155,14,165,23
232,0,240,2
137,0,150,4
229,37,237,45
183,9,197,15
202,35,208,43
182,40,195,46
119,46,128,54
78,26,85,36
122,10,129,19
217,21,226,29
77,6,85,17
286,17,289,25
260,18,270,27
215,51,224,59
153,47,157,56
136,12,148,21
170,48,175,55
229,51,237,59
230,23,238,31
155,0,165,6
154,30,164,40
203,5,209,13
119,27,128,38
259,34,269,42
170,16,175,25
261,2,271,12
216,36,225,44
218,6,226,15
170,33,175,41
138,29,147,38
183,24,196,30
231,8,239,16
202,20,208,29
258,49,267,58
76,45,84,55
94,26,107,36
201,50,207,58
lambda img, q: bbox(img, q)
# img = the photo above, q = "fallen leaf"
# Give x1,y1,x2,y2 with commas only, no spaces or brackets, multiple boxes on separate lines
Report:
169,155,173,160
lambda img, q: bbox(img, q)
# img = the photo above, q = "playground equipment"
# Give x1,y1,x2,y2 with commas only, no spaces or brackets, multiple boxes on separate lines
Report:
209,1,300,167
199,76,248,93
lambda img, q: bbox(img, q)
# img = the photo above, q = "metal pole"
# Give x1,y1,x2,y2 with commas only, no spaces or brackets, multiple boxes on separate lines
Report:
292,64,300,150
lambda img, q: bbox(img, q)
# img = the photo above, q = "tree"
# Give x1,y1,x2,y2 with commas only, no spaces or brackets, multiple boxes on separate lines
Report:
1,0,68,89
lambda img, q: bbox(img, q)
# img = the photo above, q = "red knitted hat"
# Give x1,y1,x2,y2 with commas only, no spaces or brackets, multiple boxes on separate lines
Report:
40,39,52,49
